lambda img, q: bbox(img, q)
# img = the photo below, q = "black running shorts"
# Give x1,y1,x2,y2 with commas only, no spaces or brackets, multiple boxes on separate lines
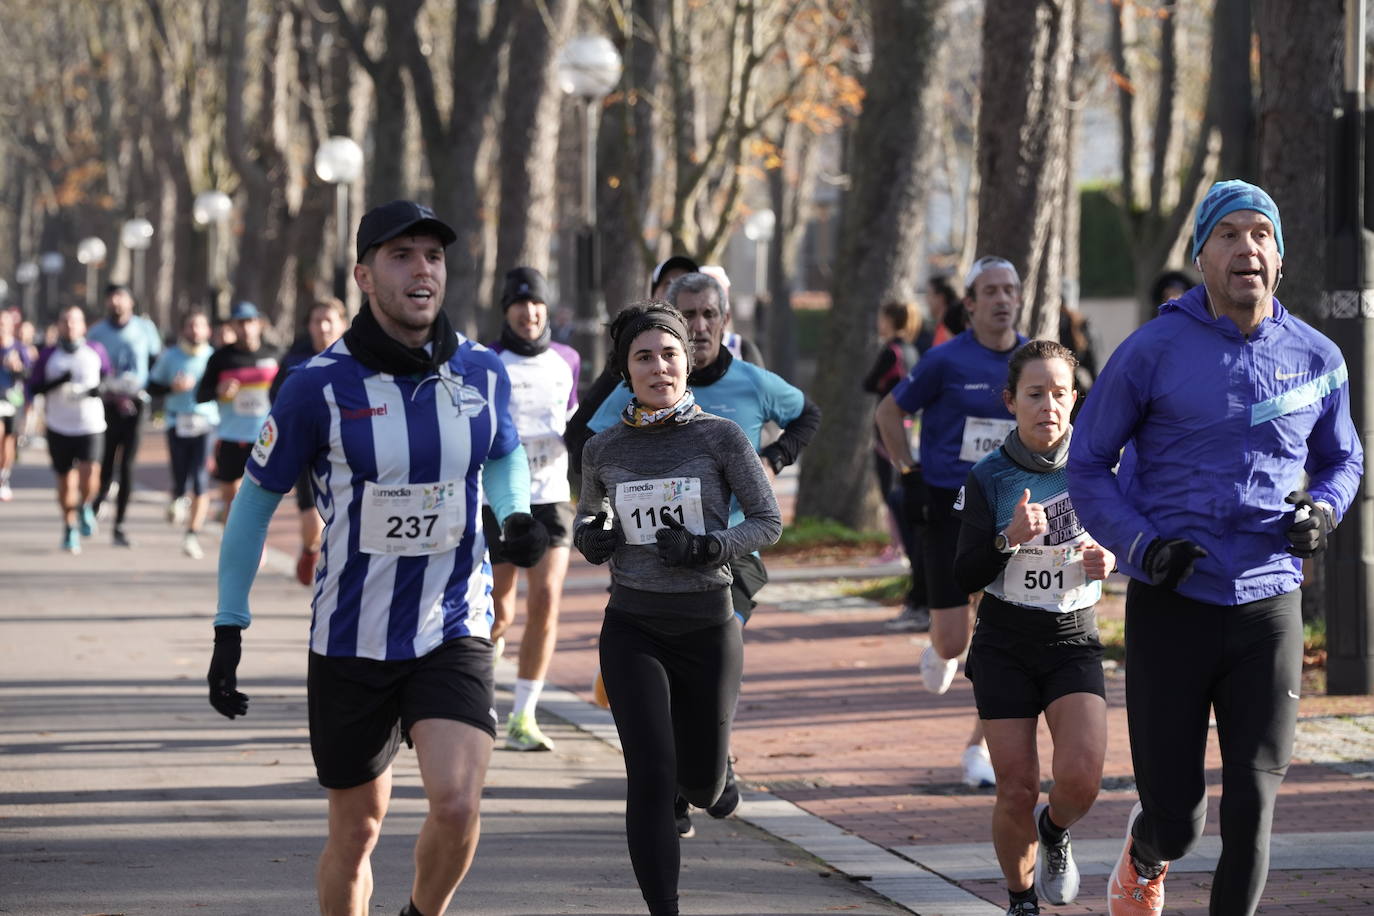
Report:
307,637,497,789
965,595,1105,719
212,439,254,483
47,430,104,473
481,501,576,561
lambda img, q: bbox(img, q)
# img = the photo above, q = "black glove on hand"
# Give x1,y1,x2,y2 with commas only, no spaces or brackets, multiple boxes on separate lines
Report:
574,512,620,565
655,514,724,568
1284,490,1333,558
1142,537,1209,590
501,511,550,568
207,625,249,719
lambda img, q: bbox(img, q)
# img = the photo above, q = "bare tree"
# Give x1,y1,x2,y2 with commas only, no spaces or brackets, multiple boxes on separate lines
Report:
492,0,580,309
794,0,950,529
975,0,1080,338
1255,0,1343,323
395,0,518,334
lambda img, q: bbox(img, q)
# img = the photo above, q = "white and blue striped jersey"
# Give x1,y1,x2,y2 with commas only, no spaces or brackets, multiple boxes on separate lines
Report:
246,335,521,660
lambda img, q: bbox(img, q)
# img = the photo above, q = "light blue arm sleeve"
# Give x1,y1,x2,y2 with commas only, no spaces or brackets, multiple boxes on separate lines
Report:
482,443,532,526
215,477,284,628
588,382,633,433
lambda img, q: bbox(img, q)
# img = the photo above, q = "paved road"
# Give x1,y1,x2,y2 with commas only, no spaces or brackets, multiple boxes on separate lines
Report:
0,453,909,916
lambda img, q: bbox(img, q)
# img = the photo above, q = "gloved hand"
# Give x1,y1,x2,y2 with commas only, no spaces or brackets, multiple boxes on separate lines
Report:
1284,490,1334,558
573,512,620,565
655,514,724,568
501,511,550,568
207,625,249,719
1142,537,1209,590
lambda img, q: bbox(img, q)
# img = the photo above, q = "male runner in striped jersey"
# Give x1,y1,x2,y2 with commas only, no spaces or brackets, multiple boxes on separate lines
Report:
207,200,549,916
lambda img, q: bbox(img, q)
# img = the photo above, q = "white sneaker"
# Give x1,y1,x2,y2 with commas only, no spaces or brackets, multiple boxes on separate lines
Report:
0,482,12,502
182,531,204,560
167,496,189,526
919,645,958,694
962,744,996,788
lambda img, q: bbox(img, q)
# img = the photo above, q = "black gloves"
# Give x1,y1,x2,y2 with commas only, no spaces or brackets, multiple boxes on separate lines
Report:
501,511,550,568
574,512,620,565
208,625,249,719
1142,537,1208,590
1284,490,1334,558
655,514,724,568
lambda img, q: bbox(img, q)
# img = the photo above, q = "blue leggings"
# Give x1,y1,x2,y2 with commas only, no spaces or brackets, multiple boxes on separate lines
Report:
167,429,210,499
1124,580,1302,916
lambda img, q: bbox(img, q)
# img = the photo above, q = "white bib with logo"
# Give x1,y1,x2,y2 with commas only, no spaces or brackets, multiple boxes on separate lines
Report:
959,417,1016,463
614,477,706,546
233,387,270,416
175,412,212,438
359,479,465,556
1002,543,1089,607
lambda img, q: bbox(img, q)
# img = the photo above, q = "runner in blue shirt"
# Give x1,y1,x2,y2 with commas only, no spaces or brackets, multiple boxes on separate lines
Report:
206,201,550,916
87,284,162,546
876,255,1029,788
147,310,219,559
1068,181,1362,916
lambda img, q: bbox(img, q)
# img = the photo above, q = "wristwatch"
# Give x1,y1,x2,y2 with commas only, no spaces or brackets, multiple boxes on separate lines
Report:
993,532,1017,554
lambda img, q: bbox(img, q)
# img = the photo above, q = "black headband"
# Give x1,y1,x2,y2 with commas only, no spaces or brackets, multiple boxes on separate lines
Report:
612,310,693,381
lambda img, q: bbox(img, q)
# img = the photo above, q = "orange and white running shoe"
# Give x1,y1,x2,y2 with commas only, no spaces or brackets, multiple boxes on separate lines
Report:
1108,802,1167,915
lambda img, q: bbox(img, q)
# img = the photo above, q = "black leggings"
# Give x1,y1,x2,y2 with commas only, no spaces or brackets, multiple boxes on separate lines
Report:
166,429,210,499
874,453,927,607
600,610,743,916
97,400,144,525
1124,579,1302,916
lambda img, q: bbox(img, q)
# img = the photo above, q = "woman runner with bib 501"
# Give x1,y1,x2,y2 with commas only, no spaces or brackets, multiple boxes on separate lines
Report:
573,302,781,916
953,339,1114,916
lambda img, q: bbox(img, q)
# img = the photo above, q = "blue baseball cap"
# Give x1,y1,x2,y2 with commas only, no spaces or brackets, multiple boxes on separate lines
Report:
229,301,260,321
1193,180,1284,261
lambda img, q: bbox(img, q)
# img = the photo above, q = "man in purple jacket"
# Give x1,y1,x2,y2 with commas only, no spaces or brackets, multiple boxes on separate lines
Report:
1068,180,1362,916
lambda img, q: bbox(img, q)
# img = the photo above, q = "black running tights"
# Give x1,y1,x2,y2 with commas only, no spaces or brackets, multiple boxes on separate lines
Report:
1124,579,1302,916
97,402,143,525
600,611,742,916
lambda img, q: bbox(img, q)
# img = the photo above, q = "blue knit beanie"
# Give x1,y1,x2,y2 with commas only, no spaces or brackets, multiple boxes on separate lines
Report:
1193,180,1284,260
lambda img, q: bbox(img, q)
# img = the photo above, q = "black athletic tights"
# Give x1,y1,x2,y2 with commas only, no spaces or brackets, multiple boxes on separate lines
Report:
96,400,144,526
600,609,742,916
1124,579,1302,916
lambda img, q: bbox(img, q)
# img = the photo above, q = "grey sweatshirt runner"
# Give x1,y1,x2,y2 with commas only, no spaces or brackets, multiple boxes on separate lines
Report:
577,410,782,622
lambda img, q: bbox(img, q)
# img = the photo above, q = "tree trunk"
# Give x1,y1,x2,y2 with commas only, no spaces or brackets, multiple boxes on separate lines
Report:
1212,0,1257,180
794,0,950,530
598,0,665,319
1255,0,1342,324
492,0,579,310
975,0,1078,339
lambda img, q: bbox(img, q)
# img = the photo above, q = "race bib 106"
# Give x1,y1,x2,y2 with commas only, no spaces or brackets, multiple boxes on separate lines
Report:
959,417,1016,464
614,477,706,546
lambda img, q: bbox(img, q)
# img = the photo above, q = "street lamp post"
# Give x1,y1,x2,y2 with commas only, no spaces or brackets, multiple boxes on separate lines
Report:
558,35,623,378
120,218,155,305
314,136,364,300
193,190,233,320
76,238,108,311
1322,0,1374,695
743,208,776,332
15,262,38,323
38,252,64,323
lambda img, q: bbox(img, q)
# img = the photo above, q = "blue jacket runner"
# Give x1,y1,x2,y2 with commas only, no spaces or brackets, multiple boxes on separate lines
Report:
1067,285,1362,606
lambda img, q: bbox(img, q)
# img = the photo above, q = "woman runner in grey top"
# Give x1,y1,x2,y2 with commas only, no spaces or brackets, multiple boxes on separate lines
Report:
573,302,781,916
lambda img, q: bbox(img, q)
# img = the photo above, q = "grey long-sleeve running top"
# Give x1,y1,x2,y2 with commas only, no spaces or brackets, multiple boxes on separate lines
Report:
577,409,782,622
